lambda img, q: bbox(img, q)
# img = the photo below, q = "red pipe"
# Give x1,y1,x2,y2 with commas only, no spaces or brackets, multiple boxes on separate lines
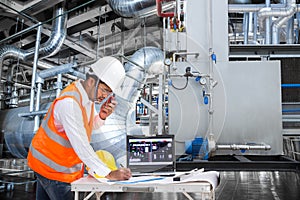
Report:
156,0,175,18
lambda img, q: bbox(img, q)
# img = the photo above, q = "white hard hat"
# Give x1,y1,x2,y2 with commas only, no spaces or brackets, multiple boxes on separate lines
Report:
90,56,125,95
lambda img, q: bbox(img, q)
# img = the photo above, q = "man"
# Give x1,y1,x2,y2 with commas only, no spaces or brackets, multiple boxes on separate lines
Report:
27,56,131,200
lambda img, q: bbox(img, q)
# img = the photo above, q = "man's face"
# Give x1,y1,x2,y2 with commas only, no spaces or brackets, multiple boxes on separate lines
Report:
95,83,112,102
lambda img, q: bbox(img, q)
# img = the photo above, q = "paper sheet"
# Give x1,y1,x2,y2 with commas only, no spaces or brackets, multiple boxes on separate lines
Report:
93,170,220,189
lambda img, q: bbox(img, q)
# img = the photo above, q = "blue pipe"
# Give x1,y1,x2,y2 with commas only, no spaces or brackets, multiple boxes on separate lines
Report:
281,84,300,88
282,109,300,113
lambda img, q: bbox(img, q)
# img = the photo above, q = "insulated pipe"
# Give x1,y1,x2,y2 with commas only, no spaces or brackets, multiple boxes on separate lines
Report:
253,12,258,43
119,47,164,101
258,0,296,18
243,12,250,44
17,91,57,106
18,110,48,118
217,144,272,151
272,1,296,44
265,0,272,44
228,4,286,13
34,82,43,131
0,6,67,85
286,17,294,44
25,7,67,60
272,17,288,44
92,47,164,164
257,0,296,44
56,74,62,97
38,63,75,79
106,0,174,18
70,70,86,80
106,0,157,18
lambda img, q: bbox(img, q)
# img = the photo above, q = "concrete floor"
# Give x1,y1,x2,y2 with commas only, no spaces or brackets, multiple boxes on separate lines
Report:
1,171,300,200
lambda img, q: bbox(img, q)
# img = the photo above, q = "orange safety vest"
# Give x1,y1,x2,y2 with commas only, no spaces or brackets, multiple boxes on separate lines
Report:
27,82,94,183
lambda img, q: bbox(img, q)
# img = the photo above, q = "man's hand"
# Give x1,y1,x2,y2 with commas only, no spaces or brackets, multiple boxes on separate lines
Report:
105,168,132,180
99,96,117,120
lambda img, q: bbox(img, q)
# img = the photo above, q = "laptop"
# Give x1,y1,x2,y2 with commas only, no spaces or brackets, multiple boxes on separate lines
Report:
126,134,176,177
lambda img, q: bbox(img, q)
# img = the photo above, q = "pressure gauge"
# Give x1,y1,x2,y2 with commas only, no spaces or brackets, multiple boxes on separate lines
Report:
164,58,172,66
199,77,207,85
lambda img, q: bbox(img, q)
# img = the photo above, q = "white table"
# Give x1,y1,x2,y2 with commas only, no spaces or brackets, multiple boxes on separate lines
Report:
71,175,215,200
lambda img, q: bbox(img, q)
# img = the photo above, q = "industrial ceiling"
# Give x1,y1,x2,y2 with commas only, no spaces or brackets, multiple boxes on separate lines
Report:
0,0,164,84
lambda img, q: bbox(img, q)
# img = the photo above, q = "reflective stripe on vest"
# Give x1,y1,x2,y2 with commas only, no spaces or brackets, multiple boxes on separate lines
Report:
40,106,72,148
38,90,82,149
34,89,82,170
29,145,82,173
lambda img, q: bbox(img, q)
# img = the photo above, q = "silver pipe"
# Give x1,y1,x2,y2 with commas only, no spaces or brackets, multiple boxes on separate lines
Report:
0,6,67,84
262,0,296,44
106,0,156,18
38,60,56,69
18,110,48,117
249,12,253,34
120,47,164,101
217,144,272,151
27,7,67,60
243,12,249,44
29,22,42,113
34,82,43,131
272,1,296,44
114,54,145,71
228,4,286,13
96,15,101,59
0,46,26,84
228,1,300,15
297,13,300,43
38,63,75,79
70,70,86,80
258,0,295,18
56,74,62,97
253,12,258,43
106,0,174,18
265,0,272,44
286,17,294,44
17,91,57,105
13,82,31,89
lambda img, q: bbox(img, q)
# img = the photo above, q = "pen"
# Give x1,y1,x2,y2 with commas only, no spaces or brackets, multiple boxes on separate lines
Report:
120,164,124,168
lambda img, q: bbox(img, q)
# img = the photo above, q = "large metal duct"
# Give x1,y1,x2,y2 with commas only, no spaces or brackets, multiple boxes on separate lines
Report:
106,0,175,18
91,46,164,165
106,0,157,18
0,47,164,159
0,6,67,84
0,6,67,158
0,103,50,158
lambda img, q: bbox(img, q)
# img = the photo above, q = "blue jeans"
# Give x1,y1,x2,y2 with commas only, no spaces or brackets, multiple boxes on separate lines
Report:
35,173,74,200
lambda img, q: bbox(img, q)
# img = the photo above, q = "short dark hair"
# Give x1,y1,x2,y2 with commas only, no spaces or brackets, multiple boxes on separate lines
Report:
86,68,107,86
86,68,99,81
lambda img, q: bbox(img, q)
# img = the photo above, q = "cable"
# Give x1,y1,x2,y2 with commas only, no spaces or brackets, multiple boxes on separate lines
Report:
170,76,189,90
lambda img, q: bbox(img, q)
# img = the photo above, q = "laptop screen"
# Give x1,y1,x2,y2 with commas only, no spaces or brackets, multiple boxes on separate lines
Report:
127,135,175,173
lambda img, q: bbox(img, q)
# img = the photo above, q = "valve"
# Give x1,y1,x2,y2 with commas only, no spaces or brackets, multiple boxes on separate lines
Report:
204,96,209,105
211,53,216,64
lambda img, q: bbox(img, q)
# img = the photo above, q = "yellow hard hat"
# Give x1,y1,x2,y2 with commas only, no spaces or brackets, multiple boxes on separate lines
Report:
96,150,118,171
89,150,118,178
